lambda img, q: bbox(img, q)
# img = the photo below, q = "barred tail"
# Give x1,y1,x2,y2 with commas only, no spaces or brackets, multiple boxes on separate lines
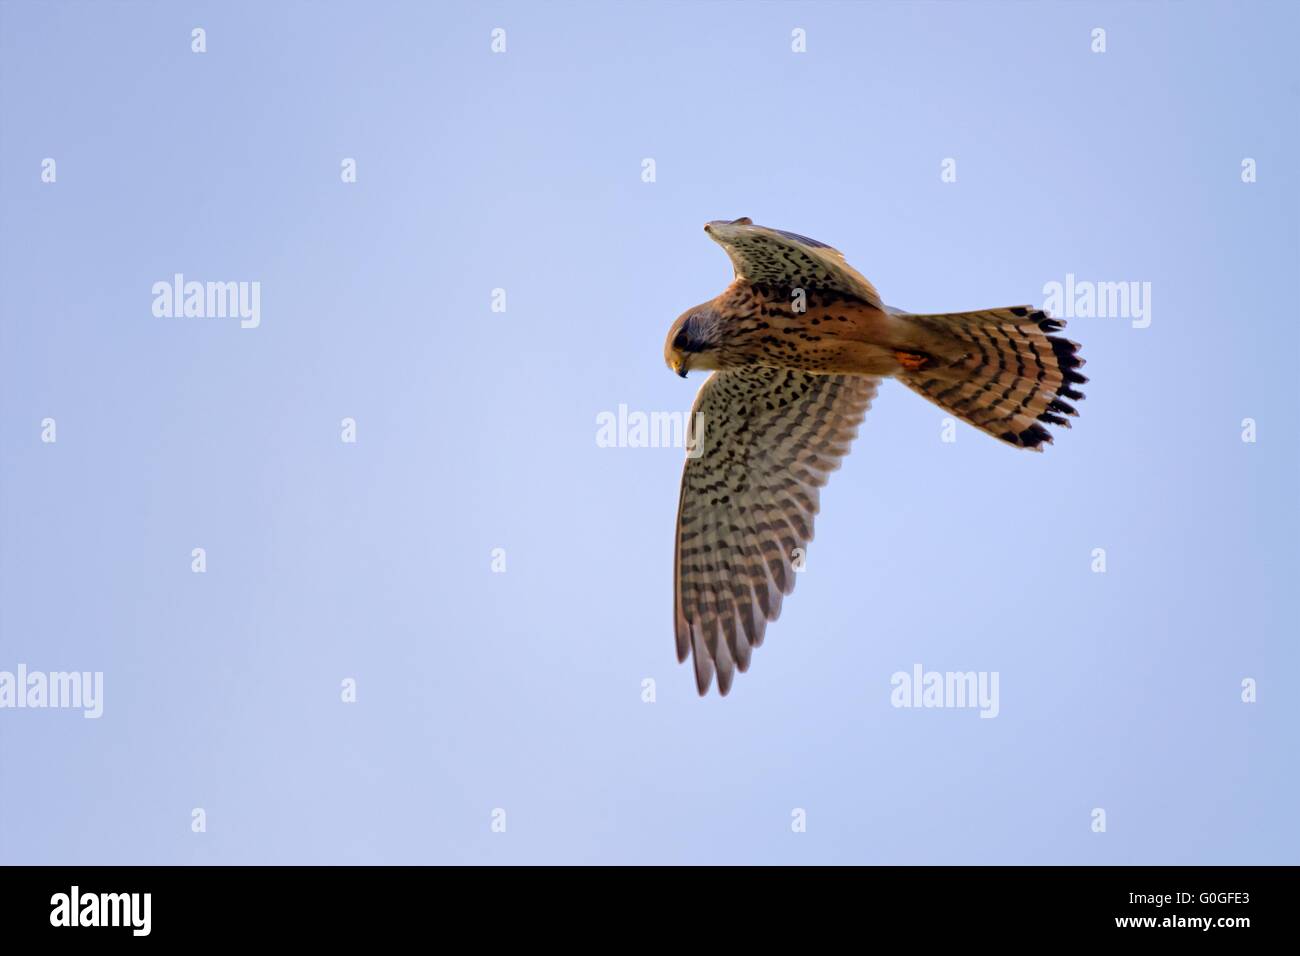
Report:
898,307,1087,451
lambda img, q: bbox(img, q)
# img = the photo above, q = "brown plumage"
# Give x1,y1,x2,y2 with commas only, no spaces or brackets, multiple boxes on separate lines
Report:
667,219,1087,695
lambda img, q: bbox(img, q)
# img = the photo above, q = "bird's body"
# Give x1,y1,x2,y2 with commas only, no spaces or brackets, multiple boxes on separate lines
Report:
700,280,967,376
667,219,1088,696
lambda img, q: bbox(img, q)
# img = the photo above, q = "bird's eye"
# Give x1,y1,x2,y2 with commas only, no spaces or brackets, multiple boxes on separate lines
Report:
673,329,691,351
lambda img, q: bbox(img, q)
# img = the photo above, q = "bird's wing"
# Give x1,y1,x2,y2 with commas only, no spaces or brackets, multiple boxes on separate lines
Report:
703,218,884,308
674,367,878,696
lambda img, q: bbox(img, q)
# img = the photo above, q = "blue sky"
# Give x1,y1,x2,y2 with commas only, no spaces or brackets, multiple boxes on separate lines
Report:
1,0,1296,864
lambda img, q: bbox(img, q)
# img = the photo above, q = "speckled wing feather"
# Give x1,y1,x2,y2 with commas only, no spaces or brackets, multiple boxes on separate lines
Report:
673,367,879,696
703,218,884,308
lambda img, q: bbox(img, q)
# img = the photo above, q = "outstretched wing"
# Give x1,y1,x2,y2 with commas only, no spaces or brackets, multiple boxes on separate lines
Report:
703,217,883,308
674,367,878,696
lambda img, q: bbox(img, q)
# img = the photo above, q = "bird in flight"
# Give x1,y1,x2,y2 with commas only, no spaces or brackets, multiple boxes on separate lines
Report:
666,218,1087,696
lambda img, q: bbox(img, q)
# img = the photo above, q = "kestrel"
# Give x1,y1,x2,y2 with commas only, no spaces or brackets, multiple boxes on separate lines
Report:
666,218,1087,696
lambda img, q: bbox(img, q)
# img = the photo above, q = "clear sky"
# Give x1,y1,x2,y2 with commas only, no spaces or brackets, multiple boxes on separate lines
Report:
1,0,1295,864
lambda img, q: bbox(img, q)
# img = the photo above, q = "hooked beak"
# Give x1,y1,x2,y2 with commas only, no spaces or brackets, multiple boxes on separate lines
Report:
674,355,690,378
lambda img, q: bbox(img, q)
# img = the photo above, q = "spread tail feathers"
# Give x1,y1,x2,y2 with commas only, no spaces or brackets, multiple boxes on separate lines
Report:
897,307,1086,451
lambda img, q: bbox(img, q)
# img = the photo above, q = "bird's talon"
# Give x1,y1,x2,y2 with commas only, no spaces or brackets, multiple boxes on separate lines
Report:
893,350,934,372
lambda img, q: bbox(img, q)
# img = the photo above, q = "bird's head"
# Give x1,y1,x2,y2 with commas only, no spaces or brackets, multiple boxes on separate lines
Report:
664,303,722,378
